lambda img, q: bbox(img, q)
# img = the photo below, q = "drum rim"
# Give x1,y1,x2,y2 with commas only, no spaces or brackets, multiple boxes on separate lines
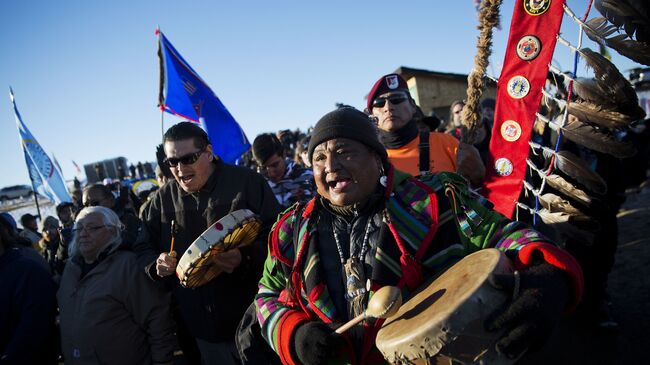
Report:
177,209,262,287
376,249,513,363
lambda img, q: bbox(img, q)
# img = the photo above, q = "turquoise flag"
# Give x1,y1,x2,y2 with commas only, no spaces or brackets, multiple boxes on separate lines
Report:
10,88,71,204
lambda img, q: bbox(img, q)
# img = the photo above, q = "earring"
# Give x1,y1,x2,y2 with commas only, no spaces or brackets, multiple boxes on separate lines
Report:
379,165,388,187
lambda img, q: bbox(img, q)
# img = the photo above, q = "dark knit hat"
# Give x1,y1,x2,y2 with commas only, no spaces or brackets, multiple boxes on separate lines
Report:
308,108,387,162
367,73,410,111
252,133,284,164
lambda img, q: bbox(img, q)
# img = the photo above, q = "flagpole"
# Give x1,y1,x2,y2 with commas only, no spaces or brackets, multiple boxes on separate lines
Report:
160,108,165,139
156,26,166,140
27,167,42,220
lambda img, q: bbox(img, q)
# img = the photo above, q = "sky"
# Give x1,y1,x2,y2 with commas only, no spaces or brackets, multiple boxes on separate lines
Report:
0,0,643,188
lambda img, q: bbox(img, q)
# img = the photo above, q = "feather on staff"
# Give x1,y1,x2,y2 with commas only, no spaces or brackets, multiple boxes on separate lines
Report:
530,141,608,194
516,200,596,244
595,0,650,43
578,48,645,118
538,192,585,216
537,113,637,158
583,17,650,66
535,208,597,243
527,159,595,207
568,100,637,130
548,44,645,119
542,89,635,130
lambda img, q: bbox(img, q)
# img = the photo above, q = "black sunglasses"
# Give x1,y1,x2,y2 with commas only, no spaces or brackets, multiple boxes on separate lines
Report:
164,148,206,168
372,93,409,108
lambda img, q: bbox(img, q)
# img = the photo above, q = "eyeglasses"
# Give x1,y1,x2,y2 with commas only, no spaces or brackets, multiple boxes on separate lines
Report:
83,199,105,208
72,225,112,235
371,93,409,108
163,148,206,168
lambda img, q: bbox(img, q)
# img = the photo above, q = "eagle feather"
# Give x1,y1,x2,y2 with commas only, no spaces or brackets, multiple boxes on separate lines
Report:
584,17,650,66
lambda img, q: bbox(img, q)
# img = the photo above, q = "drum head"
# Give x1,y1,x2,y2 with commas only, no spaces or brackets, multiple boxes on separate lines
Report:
177,209,262,288
376,249,513,364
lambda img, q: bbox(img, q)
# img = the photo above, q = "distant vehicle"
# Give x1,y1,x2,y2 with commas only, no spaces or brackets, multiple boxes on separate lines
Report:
0,185,33,201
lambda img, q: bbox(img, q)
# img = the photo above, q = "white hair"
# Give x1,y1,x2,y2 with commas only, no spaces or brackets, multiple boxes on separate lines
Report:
69,206,123,259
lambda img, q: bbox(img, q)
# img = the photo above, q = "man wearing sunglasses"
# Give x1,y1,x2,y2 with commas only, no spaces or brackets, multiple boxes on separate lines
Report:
139,121,280,365
252,133,314,208
366,73,485,187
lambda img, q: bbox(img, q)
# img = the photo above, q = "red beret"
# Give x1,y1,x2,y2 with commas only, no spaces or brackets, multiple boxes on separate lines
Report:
366,73,409,111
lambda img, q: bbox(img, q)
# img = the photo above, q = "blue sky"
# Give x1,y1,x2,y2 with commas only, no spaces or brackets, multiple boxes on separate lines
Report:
0,0,642,188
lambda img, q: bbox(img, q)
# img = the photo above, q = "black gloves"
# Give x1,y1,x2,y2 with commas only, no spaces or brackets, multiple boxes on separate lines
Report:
293,321,344,365
485,261,569,359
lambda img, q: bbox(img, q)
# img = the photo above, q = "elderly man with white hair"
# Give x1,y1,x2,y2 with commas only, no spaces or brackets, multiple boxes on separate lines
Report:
57,206,175,365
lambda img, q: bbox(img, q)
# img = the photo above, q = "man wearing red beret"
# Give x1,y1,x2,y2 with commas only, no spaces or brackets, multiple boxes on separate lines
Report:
365,73,485,187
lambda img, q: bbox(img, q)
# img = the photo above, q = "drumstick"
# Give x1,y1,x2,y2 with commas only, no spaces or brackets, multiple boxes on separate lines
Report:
169,220,176,256
335,286,402,334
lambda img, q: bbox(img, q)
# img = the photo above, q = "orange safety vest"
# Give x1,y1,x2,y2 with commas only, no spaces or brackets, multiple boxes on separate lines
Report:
386,132,458,176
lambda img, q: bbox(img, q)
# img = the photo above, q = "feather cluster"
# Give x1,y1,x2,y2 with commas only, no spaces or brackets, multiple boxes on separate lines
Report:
541,46,644,160
583,0,650,65
530,141,608,194
543,114,636,158
527,159,595,208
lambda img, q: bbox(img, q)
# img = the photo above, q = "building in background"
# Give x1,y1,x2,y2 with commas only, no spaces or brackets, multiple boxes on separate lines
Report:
378,66,498,121
83,157,129,184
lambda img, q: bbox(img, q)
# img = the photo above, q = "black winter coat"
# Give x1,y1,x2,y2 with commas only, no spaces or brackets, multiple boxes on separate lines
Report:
139,159,280,342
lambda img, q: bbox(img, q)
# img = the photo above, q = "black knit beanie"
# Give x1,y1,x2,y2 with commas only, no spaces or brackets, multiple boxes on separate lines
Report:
252,133,284,164
308,108,388,162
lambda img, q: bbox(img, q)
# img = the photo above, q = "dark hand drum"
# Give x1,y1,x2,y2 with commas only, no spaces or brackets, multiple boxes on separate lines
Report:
376,249,514,365
176,209,261,288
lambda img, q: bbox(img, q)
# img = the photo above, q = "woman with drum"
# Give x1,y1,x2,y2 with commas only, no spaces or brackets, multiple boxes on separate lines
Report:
254,108,584,365
57,206,175,365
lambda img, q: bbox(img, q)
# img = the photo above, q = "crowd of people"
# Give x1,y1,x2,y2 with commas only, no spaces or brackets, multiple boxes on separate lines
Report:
1,73,648,365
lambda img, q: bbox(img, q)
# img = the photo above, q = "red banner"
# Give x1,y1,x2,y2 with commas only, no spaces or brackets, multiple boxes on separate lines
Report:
483,0,565,217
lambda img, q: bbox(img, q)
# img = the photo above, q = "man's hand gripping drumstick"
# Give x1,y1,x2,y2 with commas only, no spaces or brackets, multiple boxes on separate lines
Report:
156,220,178,278
335,286,403,334
209,193,244,274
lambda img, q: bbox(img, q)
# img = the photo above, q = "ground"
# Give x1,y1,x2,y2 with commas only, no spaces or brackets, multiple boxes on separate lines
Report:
520,182,650,365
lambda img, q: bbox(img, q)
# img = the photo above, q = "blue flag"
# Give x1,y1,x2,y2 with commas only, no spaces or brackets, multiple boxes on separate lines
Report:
157,31,250,164
10,88,72,205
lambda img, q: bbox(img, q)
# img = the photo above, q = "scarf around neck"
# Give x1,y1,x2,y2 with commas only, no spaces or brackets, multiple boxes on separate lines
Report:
379,119,418,148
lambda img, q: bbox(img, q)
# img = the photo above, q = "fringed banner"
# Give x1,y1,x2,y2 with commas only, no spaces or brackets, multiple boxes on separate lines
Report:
483,0,566,218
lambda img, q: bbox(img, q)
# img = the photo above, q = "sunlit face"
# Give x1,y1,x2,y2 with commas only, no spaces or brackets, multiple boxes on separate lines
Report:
371,91,417,132
74,212,117,263
260,153,286,183
164,139,214,193
300,150,311,168
312,138,381,206
42,223,59,243
83,188,114,209
451,103,464,127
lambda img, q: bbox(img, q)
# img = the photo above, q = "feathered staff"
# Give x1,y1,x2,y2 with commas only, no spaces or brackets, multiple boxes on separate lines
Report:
564,1,650,65
536,113,636,158
461,0,502,144
540,39,643,159
521,181,598,244
550,45,645,118
527,159,597,208
529,141,607,194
